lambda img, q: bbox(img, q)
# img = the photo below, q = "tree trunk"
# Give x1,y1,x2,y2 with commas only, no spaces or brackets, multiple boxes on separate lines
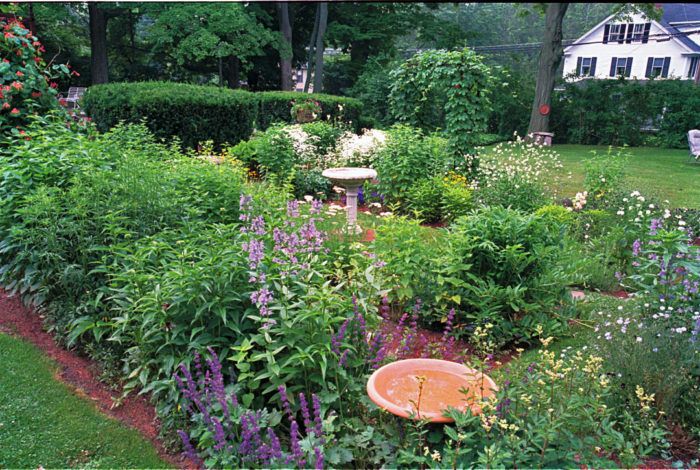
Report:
277,2,293,91
304,4,320,93
225,56,240,89
527,3,569,136
89,3,109,84
313,2,328,93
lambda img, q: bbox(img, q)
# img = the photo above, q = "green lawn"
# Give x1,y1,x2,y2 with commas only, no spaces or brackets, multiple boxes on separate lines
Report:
0,333,168,469
549,145,700,208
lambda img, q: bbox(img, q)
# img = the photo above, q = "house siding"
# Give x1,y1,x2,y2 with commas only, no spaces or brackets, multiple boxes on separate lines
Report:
563,13,699,80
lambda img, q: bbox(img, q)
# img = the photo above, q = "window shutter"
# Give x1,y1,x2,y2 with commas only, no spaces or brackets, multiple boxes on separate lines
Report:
626,24,634,43
662,57,671,77
576,57,583,75
642,23,651,43
603,24,610,43
625,57,633,77
610,57,618,77
645,57,653,77
590,57,597,76
618,24,627,43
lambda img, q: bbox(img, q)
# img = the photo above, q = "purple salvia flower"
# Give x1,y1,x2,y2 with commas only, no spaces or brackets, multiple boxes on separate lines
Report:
290,420,305,468
312,393,324,442
299,393,313,434
267,427,282,460
205,348,229,419
314,446,324,470
650,218,662,235
278,386,292,419
177,430,201,464
339,349,349,367
212,416,227,451
287,200,300,218
311,198,323,214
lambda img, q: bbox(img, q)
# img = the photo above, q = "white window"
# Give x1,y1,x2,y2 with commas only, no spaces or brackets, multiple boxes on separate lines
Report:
651,57,665,77
617,58,628,76
578,57,596,76
609,24,623,42
689,57,699,79
632,23,645,41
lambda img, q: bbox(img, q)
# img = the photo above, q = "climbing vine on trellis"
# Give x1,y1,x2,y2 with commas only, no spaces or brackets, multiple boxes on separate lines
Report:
388,49,492,173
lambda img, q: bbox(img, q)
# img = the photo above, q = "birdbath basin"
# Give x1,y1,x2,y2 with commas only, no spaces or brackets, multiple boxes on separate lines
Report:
322,167,377,234
366,359,498,423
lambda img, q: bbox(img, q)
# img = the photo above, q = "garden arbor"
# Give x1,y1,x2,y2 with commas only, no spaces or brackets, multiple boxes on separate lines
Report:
388,48,492,173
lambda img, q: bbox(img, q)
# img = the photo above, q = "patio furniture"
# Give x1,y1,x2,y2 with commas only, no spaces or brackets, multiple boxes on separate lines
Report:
58,86,87,110
688,129,700,163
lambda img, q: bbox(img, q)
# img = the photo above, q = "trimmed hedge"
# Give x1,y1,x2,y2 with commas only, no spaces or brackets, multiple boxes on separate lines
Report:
552,78,700,148
83,82,363,148
83,82,257,149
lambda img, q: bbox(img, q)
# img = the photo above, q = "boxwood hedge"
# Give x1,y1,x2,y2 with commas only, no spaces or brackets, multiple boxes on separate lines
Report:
83,82,362,148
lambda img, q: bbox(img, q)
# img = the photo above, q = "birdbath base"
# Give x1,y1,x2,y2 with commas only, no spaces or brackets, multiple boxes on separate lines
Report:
322,167,377,234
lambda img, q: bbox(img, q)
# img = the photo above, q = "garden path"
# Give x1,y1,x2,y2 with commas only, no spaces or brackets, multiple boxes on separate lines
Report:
0,289,194,469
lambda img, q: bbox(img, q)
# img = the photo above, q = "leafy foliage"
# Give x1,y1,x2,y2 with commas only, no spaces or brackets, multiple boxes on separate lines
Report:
389,49,492,168
552,78,700,148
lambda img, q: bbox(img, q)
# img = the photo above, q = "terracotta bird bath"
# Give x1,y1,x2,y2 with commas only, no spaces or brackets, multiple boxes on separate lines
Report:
366,358,498,423
322,167,376,234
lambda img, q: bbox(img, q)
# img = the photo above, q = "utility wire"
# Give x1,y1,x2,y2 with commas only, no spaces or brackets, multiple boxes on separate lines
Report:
403,28,700,56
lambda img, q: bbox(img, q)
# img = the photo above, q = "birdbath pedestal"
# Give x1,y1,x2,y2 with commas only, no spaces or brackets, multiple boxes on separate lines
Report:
322,167,377,234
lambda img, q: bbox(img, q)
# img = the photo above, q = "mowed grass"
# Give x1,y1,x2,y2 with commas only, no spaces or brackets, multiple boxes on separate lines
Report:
0,333,168,469
485,144,700,208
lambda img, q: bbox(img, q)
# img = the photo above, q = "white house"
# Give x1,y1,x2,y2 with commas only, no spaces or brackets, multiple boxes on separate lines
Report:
563,3,700,81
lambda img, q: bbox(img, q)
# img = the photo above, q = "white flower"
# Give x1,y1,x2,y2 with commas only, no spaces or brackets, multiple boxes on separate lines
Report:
617,210,625,216
675,327,687,334
303,195,314,202
332,186,345,194
636,337,643,342
379,211,393,217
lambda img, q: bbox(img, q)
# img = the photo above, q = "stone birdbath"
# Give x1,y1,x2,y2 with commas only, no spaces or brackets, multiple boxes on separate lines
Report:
322,167,377,234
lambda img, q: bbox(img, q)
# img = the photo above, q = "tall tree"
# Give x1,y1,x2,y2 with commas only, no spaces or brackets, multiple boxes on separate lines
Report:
527,3,568,136
304,5,320,93
312,2,328,92
147,3,276,88
277,2,293,90
88,3,109,84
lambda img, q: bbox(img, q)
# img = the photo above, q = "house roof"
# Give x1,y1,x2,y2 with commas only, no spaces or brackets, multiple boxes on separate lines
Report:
565,3,700,54
661,3,700,23
659,4,700,52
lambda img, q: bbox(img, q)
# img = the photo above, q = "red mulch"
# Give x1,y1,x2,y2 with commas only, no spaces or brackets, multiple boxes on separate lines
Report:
0,289,194,469
605,289,631,299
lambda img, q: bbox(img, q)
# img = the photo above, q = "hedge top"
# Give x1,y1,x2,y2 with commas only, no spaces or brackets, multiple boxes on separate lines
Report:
83,81,363,148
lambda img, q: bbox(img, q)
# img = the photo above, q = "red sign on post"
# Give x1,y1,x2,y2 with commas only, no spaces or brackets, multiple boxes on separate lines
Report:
539,104,550,116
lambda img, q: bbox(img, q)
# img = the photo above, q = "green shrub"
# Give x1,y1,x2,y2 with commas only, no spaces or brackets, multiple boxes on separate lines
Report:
83,82,258,149
476,173,548,213
256,91,362,131
406,174,473,223
371,216,445,307
552,78,700,148
372,125,449,205
535,204,576,226
230,123,296,178
440,207,568,347
0,121,245,335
